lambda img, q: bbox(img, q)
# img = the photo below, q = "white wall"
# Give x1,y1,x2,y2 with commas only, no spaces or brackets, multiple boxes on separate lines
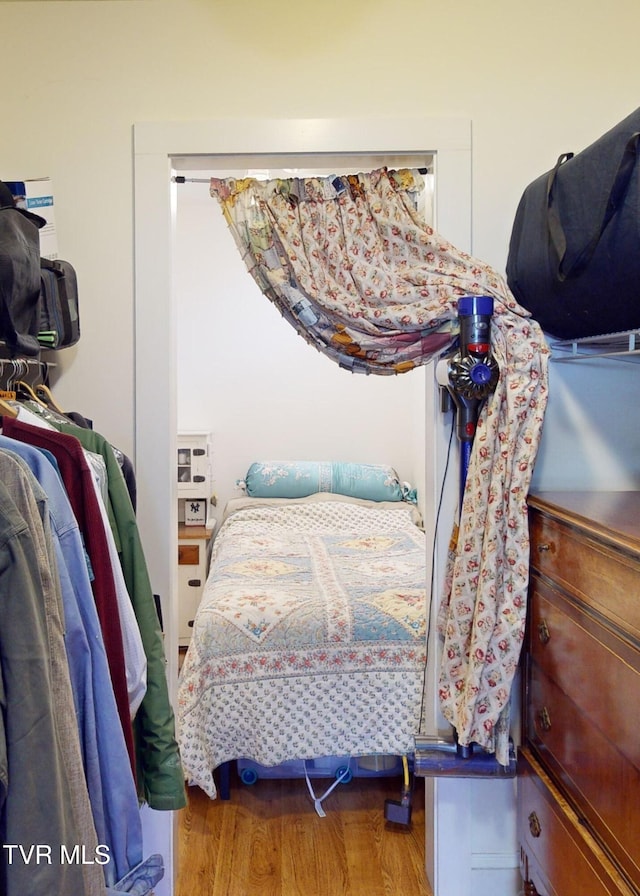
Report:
2,0,640,470
174,176,428,525
532,356,640,491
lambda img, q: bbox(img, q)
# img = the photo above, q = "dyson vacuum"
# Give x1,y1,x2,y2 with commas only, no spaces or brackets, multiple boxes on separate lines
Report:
414,295,516,777
438,294,499,507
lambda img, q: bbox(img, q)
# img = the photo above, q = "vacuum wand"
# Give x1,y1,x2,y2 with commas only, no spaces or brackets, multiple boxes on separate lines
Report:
436,295,499,509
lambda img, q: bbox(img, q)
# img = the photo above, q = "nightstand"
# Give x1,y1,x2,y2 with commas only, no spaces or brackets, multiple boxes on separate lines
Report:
178,523,214,647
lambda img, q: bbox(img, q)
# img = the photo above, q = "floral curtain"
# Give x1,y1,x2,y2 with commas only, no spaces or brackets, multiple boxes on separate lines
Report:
210,167,550,764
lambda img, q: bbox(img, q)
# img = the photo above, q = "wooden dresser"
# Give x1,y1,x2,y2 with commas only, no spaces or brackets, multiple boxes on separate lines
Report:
519,491,640,896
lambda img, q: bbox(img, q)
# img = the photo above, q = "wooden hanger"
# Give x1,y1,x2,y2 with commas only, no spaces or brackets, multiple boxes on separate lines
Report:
15,380,48,408
0,360,19,417
34,382,66,415
0,396,18,418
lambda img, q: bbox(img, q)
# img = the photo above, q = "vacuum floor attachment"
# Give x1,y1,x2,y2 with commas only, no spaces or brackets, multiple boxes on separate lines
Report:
414,735,517,779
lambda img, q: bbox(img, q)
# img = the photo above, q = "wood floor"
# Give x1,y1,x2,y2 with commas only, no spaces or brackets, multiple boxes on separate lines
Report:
176,766,433,896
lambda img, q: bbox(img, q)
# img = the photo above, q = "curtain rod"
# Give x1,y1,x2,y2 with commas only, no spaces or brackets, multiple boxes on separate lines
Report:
172,167,430,185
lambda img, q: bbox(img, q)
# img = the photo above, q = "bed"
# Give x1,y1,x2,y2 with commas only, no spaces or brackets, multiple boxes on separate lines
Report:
177,463,429,800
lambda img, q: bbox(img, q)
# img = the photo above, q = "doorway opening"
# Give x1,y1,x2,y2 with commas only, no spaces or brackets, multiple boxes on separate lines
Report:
133,116,471,708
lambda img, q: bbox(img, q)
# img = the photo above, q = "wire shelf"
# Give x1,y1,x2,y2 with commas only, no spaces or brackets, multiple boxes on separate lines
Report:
551,328,640,363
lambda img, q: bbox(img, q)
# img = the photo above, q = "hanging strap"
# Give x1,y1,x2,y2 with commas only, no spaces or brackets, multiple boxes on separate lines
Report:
546,132,640,281
304,762,352,818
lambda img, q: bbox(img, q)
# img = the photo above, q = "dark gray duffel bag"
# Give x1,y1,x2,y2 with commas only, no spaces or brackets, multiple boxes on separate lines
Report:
506,108,640,339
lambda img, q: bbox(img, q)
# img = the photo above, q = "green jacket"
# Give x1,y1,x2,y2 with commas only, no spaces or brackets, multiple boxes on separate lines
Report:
54,420,186,810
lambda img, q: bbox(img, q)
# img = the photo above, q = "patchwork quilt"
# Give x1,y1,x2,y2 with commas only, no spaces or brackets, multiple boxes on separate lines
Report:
177,497,428,798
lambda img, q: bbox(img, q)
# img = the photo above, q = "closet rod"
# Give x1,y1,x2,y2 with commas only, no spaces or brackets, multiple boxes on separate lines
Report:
172,167,431,185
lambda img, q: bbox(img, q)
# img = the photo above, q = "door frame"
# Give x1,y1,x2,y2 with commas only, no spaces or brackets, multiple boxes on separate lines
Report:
132,116,472,894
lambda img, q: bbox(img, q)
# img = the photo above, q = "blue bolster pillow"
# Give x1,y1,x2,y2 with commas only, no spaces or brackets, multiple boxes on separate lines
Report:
237,461,416,504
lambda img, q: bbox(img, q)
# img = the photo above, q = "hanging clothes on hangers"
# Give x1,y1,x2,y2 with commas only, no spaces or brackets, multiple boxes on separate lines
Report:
2,413,185,809
16,399,138,513
0,436,144,888
89,462,147,719
45,418,186,810
2,417,136,781
6,401,147,724
0,454,105,896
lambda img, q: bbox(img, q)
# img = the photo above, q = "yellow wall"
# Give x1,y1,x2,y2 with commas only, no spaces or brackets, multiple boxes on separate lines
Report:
2,0,639,454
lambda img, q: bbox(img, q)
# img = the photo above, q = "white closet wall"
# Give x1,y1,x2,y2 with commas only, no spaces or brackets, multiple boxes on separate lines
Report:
532,356,640,491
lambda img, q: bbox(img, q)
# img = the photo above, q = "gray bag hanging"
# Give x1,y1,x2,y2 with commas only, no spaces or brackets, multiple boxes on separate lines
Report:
38,257,81,349
0,181,46,356
506,108,640,339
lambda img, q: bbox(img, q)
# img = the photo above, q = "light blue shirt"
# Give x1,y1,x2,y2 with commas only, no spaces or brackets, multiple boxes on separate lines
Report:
0,437,142,887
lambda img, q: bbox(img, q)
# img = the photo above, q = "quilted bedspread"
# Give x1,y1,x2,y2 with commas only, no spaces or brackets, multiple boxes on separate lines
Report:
177,497,428,798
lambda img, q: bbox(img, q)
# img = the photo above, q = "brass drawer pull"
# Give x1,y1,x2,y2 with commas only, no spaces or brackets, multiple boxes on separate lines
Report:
537,543,551,552
528,811,542,838
537,620,551,644
538,706,552,732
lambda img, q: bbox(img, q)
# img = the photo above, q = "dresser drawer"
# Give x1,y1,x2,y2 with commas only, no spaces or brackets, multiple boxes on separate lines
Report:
527,658,640,888
529,508,640,641
518,749,634,896
523,493,640,896
528,578,640,766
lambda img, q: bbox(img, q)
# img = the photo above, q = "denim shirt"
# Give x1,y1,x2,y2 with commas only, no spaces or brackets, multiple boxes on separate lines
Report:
0,438,143,887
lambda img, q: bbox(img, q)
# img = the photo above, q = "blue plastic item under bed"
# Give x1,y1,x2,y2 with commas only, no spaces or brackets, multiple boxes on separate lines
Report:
237,754,409,786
